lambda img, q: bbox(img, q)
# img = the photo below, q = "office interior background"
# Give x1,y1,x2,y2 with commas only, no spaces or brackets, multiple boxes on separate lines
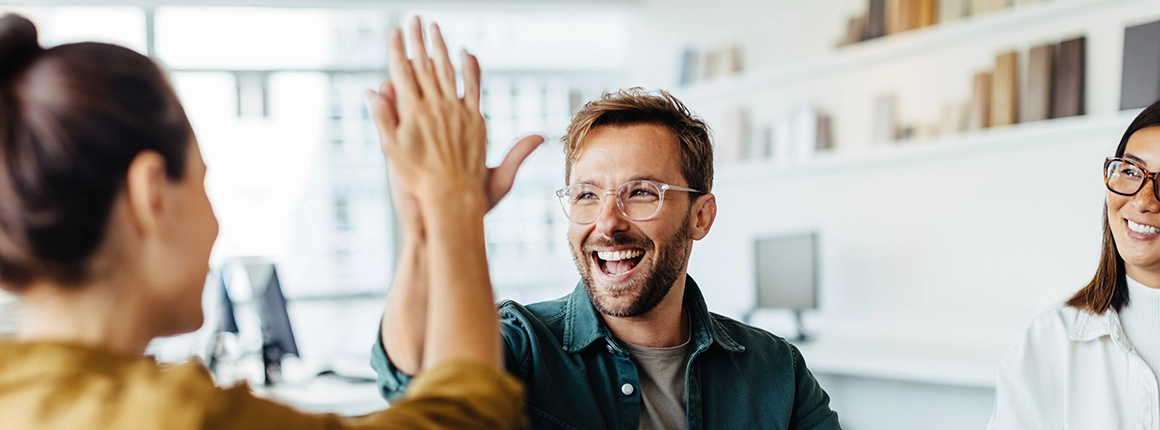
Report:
1,0,1157,428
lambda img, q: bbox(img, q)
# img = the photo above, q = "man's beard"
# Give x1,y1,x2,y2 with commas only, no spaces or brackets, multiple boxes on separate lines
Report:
570,217,690,318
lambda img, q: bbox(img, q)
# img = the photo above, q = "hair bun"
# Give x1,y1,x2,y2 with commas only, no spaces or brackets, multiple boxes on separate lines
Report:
0,14,42,80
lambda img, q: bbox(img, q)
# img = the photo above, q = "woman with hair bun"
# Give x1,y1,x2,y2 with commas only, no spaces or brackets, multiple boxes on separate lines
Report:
0,14,530,430
989,101,1160,428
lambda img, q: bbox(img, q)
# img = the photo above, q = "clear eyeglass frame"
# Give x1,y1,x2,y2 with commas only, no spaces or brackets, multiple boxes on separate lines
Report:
554,179,702,224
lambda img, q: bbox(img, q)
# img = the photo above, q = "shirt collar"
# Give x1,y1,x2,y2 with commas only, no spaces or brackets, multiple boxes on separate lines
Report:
561,275,746,354
1070,302,1132,353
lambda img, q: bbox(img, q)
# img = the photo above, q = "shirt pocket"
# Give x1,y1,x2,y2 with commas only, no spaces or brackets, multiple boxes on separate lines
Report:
527,404,585,430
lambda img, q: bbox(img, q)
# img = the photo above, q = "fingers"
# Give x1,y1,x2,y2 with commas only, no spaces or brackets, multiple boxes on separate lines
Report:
428,23,458,100
408,16,442,98
387,28,420,102
364,88,399,154
462,50,482,112
486,134,546,209
378,81,399,127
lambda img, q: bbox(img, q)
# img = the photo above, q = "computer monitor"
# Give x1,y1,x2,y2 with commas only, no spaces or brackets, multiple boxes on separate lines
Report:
217,270,240,335
243,262,299,385
206,270,240,372
753,232,818,341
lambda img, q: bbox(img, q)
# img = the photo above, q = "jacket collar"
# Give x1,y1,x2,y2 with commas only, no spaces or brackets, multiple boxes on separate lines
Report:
561,275,746,355
1070,307,1133,353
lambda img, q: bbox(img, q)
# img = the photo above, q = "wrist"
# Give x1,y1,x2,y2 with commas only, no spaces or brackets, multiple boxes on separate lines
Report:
415,183,488,218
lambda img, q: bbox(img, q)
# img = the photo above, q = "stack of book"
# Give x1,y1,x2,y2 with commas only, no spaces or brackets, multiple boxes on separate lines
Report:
841,0,1048,46
678,45,744,86
718,106,834,164
874,35,1085,144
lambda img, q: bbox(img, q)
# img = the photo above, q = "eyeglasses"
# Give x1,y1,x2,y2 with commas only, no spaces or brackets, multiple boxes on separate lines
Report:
1105,157,1160,201
555,180,702,224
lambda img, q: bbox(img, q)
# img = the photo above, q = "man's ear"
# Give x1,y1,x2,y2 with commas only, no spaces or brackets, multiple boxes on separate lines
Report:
689,193,716,241
124,150,169,237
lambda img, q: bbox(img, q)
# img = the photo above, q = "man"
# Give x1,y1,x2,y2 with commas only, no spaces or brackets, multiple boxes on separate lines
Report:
373,84,842,429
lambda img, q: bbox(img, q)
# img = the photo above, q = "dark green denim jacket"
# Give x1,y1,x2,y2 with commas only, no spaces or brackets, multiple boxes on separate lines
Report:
372,276,842,430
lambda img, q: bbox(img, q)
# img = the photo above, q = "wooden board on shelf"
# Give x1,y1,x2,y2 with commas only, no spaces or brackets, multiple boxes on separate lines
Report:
1023,44,1054,122
967,71,993,130
991,50,1019,127
1120,20,1160,111
1052,36,1086,119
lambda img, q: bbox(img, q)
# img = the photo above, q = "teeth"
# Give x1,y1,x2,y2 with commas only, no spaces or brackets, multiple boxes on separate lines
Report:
597,249,643,261
1128,220,1160,235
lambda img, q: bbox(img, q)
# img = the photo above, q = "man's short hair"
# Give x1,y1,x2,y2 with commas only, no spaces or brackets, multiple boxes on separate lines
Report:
562,87,713,194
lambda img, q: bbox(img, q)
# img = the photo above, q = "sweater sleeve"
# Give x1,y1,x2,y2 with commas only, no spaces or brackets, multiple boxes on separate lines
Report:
206,361,526,430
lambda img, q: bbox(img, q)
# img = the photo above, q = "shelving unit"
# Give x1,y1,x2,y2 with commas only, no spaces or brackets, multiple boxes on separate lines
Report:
677,0,1129,105
680,0,1158,392
675,0,1156,168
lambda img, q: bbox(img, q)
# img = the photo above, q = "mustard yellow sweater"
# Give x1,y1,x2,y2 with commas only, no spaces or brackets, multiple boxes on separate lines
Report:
0,341,525,430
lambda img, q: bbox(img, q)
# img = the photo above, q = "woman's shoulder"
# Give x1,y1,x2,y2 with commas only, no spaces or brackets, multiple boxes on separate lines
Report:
1003,302,1109,361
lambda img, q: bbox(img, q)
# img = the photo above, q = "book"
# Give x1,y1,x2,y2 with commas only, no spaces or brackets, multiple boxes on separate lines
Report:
719,107,750,162
938,101,967,135
966,71,993,130
1052,36,1086,118
970,0,1010,15
1023,43,1054,122
939,0,967,22
702,49,722,80
1120,20,1160,110
843,15,869,46
867,0,887,39
678,48,696,85
990,50,1019,127
873,94,898,144
748,124,772,160
792,107,819,161
886,0,909,35
916,0,937,28
817,114,835,151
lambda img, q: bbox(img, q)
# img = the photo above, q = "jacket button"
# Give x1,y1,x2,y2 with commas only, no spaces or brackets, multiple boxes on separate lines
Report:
607,345,616,354
621,383,634,396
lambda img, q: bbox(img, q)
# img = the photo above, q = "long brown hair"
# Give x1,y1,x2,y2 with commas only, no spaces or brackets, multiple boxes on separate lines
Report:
0,14,192,290
1067,101,1160,314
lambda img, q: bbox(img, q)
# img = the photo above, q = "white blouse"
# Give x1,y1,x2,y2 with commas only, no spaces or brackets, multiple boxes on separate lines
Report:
988,301,1159,429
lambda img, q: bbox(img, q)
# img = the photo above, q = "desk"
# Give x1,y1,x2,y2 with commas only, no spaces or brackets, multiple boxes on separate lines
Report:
252,376,388,417
791,336,1007,389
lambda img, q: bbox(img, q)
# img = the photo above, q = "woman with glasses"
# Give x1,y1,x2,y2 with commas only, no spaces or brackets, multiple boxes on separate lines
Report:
988,101,1160,428
0,14,528,429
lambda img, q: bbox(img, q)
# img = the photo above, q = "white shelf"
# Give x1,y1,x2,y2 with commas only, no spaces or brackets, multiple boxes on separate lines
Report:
716,110,1136,185
676,0,1136,105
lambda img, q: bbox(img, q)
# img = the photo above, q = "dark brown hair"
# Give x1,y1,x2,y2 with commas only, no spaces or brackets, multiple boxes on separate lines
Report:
0,14,192,290
562,87,713,195
1067,100,1160,314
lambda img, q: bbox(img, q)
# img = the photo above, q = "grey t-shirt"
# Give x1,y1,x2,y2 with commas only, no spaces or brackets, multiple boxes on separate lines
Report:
620,338,693,430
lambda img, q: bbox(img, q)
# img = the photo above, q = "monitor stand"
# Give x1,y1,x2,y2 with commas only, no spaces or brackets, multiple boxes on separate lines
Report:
791,309,812,342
